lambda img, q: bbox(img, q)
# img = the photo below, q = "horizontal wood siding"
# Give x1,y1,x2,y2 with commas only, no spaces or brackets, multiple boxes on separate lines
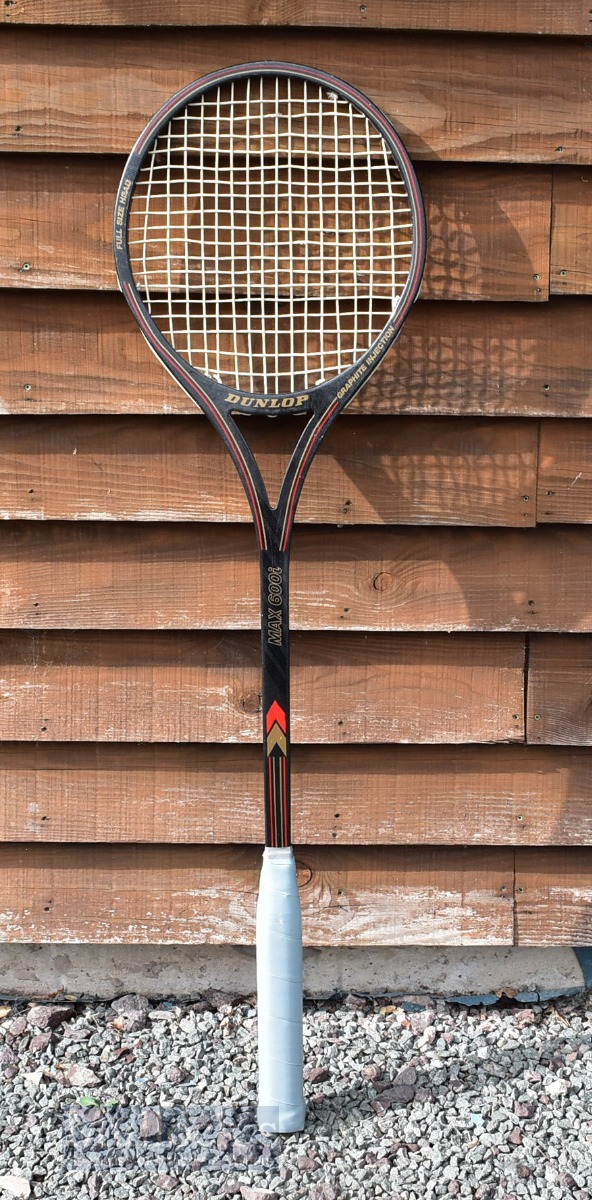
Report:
537,421,592,523
0,743,590,846
527,636,592,745
551,169,592,294
3,30,592,161
0,631,525,743
0,415,537,526
0,158,552,300
3,294,592,418
1,523,591,633
3,1,590,35
1,11,591,948
0,844,515,945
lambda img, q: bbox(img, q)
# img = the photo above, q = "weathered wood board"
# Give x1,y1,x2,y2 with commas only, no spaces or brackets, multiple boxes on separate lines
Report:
3,0,590,35
515,849,592,945
0,630,525,743
1,523,591,633
0,415,538,526
0,742,590,847
538,421,592,524
1,30,591,161
0,157,551,301
527,635,592,746
3,294,592,417
551,168,592,294
0,844,515,944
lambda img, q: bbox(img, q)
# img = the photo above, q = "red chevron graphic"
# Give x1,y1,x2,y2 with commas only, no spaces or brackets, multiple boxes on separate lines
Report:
266,700,286,734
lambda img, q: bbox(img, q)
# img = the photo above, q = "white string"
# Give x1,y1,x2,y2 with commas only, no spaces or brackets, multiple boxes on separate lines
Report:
213,85,222,382
245,77,254,393
259,76,268,393
183,106,192,364
198,94,210,378
128,77,414,393
228,80,240,389
286,76,295,393
273,75,281,387
316,91,325,379
165,121,174,351
302,81,311,383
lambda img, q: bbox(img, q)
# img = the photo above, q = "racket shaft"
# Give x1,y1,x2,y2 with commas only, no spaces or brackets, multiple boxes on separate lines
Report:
261,548,291,848
256,846,305,1131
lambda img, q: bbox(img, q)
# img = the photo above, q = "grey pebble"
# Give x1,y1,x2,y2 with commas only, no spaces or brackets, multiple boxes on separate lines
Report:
165,1064,187,1084
26,1005,75,1031
239,1189,279,1200
139,1109,164,1139
304,1066,330,1084
111,994,150,1016
153,1176,178,1192
372,1084,416,1112
233,1140,261,1165
28,1033,51,1054
310,1185,339,1200
87,1176,101,1200
7,1018,28,1039
63,1063,100,1087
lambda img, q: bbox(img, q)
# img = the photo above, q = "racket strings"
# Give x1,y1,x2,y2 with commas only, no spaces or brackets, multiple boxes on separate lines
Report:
128,77,414,394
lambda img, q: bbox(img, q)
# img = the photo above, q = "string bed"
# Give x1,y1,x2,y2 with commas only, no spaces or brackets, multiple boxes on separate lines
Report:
128,76,414,395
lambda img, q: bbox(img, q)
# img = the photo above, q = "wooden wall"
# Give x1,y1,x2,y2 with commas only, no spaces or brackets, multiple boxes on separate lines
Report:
1,2,592,949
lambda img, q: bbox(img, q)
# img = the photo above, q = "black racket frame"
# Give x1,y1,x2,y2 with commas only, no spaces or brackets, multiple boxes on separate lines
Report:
114,60,426,848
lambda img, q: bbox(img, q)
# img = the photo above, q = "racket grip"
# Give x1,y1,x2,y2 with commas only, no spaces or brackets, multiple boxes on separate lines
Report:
256,846,306,1133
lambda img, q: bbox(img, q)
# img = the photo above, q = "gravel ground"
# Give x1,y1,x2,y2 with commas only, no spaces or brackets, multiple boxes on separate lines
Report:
0,989,590,1200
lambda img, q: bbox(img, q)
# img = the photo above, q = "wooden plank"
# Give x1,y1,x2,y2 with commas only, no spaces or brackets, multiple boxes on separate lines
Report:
0,844,514,945
0,156,115,291
0,742,590,847
0,157,551,302
537,420,592,523
2,0,589,35
1,29,591,162
528,635,592,746
0,630,525,743
2,523,592,633
515,849,592,945
0,415,538,527
551,168,592,294
3,293,591,418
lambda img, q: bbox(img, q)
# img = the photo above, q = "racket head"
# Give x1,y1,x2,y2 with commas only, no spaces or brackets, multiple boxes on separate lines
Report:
114,61,426,418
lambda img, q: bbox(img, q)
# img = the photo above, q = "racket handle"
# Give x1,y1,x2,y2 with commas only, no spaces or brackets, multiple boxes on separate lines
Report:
256,846,306,1132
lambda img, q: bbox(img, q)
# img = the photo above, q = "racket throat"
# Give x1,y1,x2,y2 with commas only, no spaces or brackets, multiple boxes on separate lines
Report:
260,547,292,849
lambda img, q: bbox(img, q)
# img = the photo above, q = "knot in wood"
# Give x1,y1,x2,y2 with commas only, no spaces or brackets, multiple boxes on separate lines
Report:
372,571,393,592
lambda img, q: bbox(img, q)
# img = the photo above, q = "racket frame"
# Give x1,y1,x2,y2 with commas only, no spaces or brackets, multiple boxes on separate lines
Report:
114,59,425,847
114,61,425,1132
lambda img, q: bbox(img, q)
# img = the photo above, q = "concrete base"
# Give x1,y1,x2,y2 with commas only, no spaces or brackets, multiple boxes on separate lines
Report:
0,944,585,1002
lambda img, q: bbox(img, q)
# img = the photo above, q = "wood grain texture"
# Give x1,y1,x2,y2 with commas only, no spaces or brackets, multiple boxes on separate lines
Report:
537,420,592,524
2,523,592,633
1,29,591,162
551,168,592,294
0,157,551,302
0,844,514,945
0,630,525,743
515,849,592,945
527,635,592,746
3,293,592,418
2,0,590,35
0,742,590,847
0,415,538,527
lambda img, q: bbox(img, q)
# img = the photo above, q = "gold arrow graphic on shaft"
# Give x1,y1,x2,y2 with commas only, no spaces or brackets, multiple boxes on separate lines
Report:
266,722,287,755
